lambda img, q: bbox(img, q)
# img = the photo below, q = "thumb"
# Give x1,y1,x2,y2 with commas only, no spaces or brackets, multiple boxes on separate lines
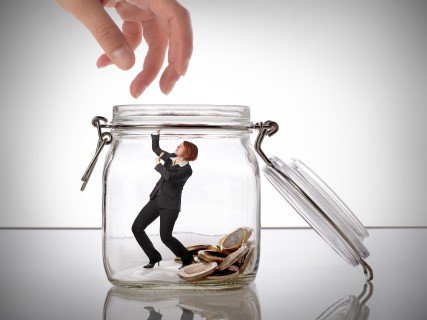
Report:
64,0,135,70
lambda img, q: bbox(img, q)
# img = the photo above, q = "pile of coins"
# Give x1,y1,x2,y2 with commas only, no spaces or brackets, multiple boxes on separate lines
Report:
177,227,256,282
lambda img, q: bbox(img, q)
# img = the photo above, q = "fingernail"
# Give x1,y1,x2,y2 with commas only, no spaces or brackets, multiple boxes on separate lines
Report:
135,86,147,99
165,81,176,95
111,47,133,70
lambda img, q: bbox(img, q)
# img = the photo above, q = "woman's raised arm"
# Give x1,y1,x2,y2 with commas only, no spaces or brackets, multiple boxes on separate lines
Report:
151,130,177,166
151,132,163,156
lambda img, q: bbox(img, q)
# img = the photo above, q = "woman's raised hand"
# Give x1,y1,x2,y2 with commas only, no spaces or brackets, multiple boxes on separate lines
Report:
55,0,193,98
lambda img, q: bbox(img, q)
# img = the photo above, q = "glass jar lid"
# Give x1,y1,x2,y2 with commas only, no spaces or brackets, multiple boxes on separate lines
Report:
263,155,369,266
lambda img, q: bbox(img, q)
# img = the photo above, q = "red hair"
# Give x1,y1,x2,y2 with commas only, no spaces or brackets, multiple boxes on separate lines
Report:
182,141,198,161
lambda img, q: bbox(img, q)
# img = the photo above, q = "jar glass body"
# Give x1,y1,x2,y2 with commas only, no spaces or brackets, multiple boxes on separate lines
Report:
102,105,260,289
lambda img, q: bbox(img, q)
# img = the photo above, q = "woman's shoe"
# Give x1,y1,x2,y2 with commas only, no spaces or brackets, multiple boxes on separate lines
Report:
179,257,197,269
143,259,162,268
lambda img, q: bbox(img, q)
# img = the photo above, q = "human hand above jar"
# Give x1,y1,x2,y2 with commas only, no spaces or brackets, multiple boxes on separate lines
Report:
54,0,193,98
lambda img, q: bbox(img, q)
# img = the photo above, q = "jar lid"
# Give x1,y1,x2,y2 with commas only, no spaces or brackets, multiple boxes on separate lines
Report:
263,155,370,267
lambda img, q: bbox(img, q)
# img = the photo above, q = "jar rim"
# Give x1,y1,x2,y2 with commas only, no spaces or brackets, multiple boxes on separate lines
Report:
111,104,252,127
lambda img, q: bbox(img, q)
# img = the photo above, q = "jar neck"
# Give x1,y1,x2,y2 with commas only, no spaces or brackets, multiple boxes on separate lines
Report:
111,127,253,138
109,104,254,137
111,104,252,127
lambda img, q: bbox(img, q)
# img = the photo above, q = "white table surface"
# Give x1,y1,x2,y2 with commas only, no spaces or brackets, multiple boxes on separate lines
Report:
1,228,426,320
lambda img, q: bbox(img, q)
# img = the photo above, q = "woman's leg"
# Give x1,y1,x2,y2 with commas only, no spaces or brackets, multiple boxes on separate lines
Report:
159,208,193,263
132,199,162,262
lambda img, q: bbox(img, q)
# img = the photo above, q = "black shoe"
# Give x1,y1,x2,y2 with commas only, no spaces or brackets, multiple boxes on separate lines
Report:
179,257,197,269
143,259,162,268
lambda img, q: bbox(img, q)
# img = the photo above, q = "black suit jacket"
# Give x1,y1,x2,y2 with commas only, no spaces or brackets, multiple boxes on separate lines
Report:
149,134,193,212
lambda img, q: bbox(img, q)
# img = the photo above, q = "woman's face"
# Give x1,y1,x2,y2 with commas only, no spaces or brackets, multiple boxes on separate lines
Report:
175,142,185,157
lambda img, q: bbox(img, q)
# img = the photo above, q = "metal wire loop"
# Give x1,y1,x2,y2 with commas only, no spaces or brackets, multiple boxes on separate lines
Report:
92,117,109,142
101,132,113,144
253,120,279,166
360,259,374,282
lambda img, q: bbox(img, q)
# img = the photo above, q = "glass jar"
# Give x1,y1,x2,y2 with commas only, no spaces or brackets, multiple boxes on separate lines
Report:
81,104,373,290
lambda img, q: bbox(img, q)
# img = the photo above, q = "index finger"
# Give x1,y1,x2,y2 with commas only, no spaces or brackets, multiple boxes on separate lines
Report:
57,0,135,70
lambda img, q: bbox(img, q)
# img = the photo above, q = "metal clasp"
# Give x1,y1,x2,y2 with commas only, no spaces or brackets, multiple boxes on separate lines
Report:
80,117,113,191
251,120,279,166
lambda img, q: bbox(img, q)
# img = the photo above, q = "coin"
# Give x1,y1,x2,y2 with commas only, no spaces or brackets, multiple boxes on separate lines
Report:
235,255,245,267
198,249,228,263
177,256,201,263
186,244,212,252
219,228,246,252
227,265,239,273
217,243,249,271
243,227,253,243
217,234,228,246
205,267,240,281
239,244,255,274
178,261,218,281
208,245,223,252
175,244,216,262
176,226,256,281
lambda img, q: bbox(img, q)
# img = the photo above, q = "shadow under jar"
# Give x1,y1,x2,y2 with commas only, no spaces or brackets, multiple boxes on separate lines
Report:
81,104,373,290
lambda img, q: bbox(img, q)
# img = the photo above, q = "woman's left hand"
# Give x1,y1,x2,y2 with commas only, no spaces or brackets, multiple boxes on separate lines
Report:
155,156,161,165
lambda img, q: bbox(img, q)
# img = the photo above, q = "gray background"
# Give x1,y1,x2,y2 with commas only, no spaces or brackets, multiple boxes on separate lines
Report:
0,0,426,228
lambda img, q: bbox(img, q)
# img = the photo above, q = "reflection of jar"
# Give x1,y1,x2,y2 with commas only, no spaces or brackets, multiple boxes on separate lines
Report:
82,105,373,289
103,283,261,319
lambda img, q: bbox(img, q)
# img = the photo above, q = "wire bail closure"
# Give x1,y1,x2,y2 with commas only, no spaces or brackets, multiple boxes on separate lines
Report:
252,120,279,167
80,117,113,191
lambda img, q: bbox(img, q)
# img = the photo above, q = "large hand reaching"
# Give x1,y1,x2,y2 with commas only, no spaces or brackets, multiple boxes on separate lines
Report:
55,0,193,98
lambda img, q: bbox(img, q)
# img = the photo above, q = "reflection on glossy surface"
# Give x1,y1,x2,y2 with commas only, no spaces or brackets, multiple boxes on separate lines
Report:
103,284,261,320
316,282,373,320
1,229,426,319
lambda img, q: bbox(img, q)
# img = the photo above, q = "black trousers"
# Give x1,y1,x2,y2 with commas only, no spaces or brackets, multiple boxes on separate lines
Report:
132,194,193,264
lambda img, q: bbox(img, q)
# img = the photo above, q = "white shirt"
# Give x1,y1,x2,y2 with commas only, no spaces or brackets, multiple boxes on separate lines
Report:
170,157,188,167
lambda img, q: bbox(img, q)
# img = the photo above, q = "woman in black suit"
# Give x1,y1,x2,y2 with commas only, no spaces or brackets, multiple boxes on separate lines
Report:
132,130,199,269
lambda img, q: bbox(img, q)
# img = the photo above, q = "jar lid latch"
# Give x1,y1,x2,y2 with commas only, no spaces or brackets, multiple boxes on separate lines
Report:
80,117,113,191
251,120,279,167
